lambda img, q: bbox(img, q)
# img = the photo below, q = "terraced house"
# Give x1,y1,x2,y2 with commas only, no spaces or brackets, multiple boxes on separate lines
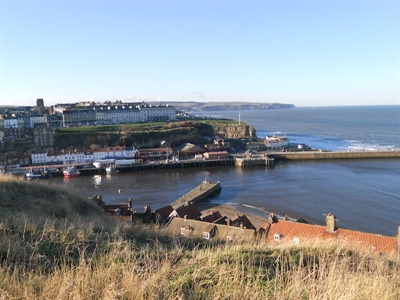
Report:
52,101,176,127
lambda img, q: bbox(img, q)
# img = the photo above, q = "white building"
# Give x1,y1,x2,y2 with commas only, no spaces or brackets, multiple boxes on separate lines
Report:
54,101,176,127
30,115,47,128
31,151,48,165
31,146,136,165
3,117,19,128
92,146,136,160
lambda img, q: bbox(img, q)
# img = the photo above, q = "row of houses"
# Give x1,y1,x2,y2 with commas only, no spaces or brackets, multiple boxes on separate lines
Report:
3,138,232,168
0,114,47,129
31,146,137,165
52,101,176,127
29,135,232,166
30,146,231,166
162,208,399,257
101,197,400,258
0,100,176,129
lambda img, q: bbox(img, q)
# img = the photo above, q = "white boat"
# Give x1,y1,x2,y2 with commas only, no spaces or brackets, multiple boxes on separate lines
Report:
265,135,290,150
63,165,80,178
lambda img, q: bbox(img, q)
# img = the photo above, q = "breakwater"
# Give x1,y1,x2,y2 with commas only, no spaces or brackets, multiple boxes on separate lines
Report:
267,149,400,161
171,180,222,209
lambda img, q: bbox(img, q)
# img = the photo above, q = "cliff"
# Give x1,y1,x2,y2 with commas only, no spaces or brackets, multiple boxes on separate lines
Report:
54,120,258,149
224,124,257,139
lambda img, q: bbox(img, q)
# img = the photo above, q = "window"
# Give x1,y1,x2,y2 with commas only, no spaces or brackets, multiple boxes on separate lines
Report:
293,237,300,244
274,233,282,241
203,232,210,240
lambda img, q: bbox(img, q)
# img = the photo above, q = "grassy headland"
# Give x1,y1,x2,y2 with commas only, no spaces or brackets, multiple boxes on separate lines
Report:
0,175,398,299
53,119,254,150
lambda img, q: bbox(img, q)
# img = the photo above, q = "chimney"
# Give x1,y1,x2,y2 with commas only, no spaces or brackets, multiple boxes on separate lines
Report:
267,213,275,224
184,215,187,221
226,218,231,226
397,226,400,247
326,213,335,233
209,211,213,216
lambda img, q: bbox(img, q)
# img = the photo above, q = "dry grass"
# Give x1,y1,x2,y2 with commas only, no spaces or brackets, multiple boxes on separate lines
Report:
0,175,399,299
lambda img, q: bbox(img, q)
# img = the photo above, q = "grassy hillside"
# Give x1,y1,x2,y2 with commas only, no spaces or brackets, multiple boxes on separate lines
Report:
0,175,398,299
54,120,247,149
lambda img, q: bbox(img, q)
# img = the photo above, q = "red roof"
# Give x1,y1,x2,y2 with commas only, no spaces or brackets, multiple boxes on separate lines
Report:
266,220,398,255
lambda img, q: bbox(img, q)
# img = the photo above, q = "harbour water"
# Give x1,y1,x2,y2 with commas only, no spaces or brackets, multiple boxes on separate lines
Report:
53,105,400,236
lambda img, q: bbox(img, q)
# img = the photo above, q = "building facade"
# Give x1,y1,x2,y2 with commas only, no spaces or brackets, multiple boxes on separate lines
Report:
31,146,136,165
54,101,176,127
33,124,54,147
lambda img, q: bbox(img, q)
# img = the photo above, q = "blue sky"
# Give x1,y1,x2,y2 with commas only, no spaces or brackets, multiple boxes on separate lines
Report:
1,1,398,107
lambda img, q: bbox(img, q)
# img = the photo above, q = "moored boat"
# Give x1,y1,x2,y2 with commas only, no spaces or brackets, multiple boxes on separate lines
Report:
63,165,80,178
25,168,51,180
265,135,290,150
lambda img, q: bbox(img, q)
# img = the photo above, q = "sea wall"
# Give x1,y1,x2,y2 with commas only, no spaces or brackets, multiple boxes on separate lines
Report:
268,149,400,161
171,181,222,209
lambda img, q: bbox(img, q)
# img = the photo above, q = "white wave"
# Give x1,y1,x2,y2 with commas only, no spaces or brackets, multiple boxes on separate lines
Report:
241,203,297,221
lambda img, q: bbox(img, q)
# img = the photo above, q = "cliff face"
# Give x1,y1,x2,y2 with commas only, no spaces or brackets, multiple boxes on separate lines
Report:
53,122,257,150
224,124,257,139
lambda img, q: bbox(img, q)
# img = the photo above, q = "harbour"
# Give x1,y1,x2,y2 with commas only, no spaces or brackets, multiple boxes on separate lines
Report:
1,107,398,237
48,156,399,237
6,148,400,178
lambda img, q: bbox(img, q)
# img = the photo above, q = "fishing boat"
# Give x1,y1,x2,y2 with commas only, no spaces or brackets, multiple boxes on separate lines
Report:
63,165,80,178
25,168,51,179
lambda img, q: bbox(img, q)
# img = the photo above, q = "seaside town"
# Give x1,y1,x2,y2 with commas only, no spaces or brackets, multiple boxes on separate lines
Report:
0,99,399,259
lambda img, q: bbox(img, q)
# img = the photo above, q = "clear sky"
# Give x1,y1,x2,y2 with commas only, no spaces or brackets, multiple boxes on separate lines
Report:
0,0,399,107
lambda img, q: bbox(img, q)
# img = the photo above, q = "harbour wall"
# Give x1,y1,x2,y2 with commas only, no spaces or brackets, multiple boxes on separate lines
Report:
267,149,400,161
171,181,222,209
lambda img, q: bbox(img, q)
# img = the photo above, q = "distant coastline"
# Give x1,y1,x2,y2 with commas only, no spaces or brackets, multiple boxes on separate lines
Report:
150,101,295,112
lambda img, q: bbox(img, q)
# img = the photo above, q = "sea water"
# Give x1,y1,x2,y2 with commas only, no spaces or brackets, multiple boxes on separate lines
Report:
57,106,400,236
204,105,400,151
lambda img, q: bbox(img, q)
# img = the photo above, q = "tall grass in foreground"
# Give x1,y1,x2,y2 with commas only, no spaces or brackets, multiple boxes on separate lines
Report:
0,175,398,299
0,216,398,300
